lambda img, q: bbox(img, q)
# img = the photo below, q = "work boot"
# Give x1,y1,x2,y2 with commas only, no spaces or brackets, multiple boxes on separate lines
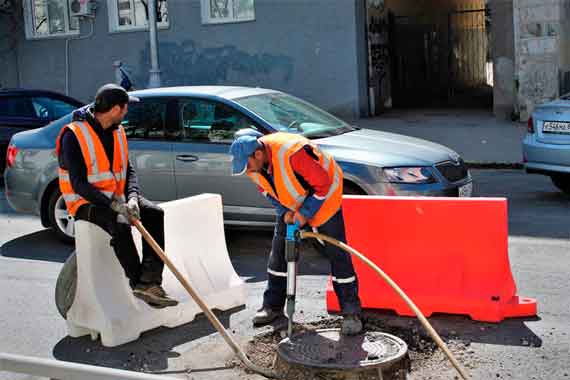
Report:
252,307,284,326
341,315,363,335
133,284,178,308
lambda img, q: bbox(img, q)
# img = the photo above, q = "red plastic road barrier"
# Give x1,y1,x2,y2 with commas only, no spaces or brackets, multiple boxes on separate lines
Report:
327,196,537,323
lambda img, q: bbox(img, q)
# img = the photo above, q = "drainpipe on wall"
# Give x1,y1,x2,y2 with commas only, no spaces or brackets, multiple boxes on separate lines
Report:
65,17,95,96
147,0,161,88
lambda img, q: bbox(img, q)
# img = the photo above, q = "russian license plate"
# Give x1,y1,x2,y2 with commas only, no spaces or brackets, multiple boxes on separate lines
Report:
458,182,473,197
543,121,570,134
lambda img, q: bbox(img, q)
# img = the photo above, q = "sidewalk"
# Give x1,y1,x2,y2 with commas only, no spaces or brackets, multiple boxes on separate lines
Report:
350,109,527,166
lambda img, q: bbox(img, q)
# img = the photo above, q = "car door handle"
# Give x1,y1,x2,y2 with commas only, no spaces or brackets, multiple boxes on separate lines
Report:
176,154,199,162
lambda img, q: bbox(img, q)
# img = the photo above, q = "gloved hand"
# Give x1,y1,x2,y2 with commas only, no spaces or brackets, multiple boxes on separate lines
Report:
293,211,307,227
110,199,133,221
127,197,140,220
283,211,295,225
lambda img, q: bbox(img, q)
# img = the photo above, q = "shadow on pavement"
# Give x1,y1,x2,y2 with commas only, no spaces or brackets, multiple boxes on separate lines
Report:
472,170,570,240
363,310,543,348
227,230,330,283
53,306,244,373
0,229,74,263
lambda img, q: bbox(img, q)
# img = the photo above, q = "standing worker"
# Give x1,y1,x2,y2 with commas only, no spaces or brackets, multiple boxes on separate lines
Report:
56,83,177,308
229,130,362,335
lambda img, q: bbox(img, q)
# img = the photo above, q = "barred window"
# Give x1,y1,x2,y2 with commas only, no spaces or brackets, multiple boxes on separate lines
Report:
108,0,169,32
201,0,255,25
24,0,79,39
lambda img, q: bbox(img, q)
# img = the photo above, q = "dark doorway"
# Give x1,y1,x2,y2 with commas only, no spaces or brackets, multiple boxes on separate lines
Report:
389,14,447,108
384,7,492,109
448,8,493,108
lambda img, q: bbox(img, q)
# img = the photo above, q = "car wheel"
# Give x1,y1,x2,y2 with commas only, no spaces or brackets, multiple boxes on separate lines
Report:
55,251,77,319
551,174,570,194
48,188,75,244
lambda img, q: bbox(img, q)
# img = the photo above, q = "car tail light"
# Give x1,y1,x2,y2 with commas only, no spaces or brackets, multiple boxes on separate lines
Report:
527,116,534,133
6,144,18,168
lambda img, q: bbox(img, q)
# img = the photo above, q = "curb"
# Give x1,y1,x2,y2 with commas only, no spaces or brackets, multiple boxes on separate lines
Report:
466,162,524,170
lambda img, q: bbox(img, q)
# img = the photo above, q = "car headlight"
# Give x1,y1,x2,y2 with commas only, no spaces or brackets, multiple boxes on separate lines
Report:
382,167,436,184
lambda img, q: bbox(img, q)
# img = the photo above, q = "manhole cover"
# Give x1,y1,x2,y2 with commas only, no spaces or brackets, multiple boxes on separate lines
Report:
277,328,408,371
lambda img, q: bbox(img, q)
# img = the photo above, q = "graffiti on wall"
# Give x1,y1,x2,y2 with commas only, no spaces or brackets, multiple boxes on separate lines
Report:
137,40,294,89
367,0,391,110
369,15,390,84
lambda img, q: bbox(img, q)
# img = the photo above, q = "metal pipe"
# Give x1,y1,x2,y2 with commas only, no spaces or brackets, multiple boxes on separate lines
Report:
0,352,179,380
147,0,161,88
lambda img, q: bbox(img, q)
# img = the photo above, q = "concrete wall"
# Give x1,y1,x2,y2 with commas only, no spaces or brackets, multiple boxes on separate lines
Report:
559,1,570,94
490,0,516,120
513,0,567,120
0,4,22,88
1,0,367,118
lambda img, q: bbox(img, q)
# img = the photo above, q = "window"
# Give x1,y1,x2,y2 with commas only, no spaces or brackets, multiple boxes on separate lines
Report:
180,99,257,143
201,0,255,25
0,97,37,118
31,97,78,120
123,100,168,139
234,93,351,138
24,0,79,39
108,0,169,32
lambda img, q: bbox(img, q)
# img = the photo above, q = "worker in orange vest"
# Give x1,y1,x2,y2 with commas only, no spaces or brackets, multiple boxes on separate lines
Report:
56,84,177,308
229,130,362,335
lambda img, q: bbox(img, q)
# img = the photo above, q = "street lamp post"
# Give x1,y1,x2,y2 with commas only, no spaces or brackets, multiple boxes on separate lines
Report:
147,0,161,88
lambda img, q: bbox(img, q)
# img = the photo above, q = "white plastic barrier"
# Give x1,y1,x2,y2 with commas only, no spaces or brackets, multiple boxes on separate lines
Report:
66,194,247,347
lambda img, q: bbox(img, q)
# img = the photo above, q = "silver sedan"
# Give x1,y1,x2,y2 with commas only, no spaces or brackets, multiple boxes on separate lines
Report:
4,86,472,243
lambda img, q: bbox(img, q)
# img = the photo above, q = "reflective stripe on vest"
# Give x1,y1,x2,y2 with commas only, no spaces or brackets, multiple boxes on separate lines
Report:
276,139,308,207
248,132,343,227
56,121,129,216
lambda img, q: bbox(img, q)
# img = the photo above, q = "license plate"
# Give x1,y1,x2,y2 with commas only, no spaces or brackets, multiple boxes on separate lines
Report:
543,121,570,134
459,182,473,197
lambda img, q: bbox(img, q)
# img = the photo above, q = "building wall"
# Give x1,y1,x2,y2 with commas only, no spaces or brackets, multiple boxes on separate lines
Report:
513,0,568,120
0,4,22,88
2,0,367,118
490,0,516,120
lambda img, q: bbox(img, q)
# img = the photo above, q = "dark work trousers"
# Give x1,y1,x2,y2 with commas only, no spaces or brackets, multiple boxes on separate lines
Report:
263,208,362,316
75,196,165,288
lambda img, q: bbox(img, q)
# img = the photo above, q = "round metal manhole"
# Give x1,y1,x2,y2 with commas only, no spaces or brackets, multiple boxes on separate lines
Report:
277,328,408,371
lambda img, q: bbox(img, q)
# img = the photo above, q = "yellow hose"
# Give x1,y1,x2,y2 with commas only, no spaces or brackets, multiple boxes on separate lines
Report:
301,231,470,380
132,219,280,379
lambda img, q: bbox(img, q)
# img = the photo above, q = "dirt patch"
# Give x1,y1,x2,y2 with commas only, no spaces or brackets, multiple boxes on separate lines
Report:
233,315,477,380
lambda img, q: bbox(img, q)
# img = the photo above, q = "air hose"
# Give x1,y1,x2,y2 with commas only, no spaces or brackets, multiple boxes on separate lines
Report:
132,219,280,379
300,230,470,380
134,217,468,379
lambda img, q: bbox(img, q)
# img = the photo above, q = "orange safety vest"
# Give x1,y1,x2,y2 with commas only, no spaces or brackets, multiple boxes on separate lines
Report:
55,120,129,216
247,132,343,227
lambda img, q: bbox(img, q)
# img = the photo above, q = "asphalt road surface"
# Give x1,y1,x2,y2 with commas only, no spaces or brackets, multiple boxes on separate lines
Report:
0,170,569,379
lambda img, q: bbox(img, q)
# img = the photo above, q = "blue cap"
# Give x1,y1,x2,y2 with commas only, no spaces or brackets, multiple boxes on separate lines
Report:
229,133,262,175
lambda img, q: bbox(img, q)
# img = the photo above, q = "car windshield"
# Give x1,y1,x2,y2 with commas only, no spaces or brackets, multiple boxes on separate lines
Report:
234,93,356,138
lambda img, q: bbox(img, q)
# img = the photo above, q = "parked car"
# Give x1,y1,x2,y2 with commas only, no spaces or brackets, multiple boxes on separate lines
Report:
523,95,570,194
0,89,83,174
4,86,472,243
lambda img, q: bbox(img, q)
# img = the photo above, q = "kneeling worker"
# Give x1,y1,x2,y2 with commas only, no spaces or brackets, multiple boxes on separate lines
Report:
229,130,362,335
56,83,177,308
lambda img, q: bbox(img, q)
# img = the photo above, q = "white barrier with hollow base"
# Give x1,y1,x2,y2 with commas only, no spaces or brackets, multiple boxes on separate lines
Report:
66,193,247,347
